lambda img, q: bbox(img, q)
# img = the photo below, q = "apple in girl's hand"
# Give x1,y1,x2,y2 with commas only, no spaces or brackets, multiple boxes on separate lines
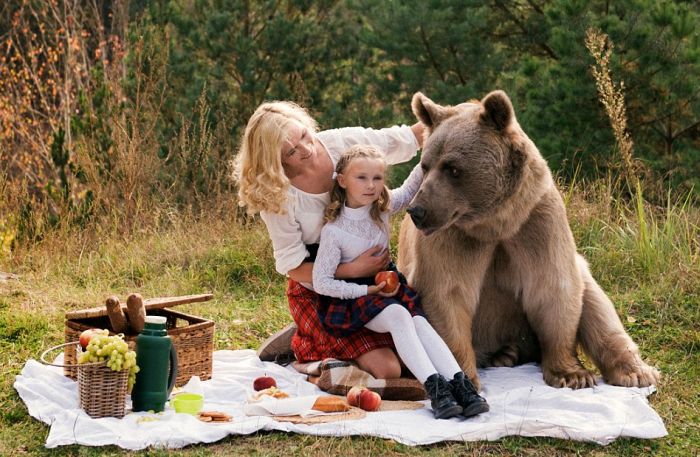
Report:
253,376,277,391
375,271,400,293
79,329,98,349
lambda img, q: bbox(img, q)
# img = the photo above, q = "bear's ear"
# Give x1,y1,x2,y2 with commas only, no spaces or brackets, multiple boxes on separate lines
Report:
412,92,450,131
480,90,514,131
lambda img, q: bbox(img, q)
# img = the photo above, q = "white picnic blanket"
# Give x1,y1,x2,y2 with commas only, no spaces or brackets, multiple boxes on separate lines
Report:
14,349,666,449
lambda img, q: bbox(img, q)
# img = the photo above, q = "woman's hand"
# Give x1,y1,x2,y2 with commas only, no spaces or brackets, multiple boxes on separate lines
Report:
346,246,390,278
337,246,389,279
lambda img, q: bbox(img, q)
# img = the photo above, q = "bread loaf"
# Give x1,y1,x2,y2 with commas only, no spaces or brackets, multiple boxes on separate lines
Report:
105,296,128,333
126,293,146,333
312,396,350,413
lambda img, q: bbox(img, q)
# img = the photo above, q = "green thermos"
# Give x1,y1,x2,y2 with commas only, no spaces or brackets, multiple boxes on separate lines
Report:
131,315,178,412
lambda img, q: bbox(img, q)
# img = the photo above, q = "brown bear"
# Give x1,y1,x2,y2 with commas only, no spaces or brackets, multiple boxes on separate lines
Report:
398,90,660,390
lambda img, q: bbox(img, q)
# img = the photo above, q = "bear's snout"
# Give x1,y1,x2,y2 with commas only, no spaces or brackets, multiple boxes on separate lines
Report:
407,205,427,227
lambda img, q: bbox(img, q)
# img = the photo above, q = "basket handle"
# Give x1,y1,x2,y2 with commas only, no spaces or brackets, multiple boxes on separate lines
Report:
39,342,104,368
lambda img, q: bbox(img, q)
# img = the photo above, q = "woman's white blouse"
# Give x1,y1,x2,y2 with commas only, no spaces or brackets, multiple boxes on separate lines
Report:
260,125,419,286
312,164,423,298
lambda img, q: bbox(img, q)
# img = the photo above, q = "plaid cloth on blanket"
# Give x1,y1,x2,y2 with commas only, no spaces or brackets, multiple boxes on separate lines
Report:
292,358,427,401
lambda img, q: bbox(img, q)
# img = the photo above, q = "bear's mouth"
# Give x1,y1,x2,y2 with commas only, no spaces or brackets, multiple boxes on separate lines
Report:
414,209,465,236
418,227,437,236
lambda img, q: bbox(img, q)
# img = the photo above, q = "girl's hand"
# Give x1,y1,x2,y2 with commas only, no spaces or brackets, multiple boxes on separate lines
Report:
378,284,400,297
368,283,386,295
350,246,390,278
368,282,400,297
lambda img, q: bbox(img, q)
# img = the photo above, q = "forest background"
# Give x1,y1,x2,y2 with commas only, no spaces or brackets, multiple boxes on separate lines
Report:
1,0,699,244
1,1,699,455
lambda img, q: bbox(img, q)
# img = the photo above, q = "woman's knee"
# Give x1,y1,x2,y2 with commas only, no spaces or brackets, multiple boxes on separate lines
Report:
356,348,402,379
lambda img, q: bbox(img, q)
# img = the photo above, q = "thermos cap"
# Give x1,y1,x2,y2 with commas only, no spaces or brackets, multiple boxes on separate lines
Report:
145,315,167,325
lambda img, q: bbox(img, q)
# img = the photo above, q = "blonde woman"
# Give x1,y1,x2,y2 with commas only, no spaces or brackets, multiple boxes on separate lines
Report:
235,101,423,379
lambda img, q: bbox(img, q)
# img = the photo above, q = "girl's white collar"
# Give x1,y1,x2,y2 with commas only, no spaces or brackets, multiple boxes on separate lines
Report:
342,204,372,220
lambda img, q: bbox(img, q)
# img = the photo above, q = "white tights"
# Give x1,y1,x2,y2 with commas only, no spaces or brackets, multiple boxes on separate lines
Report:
365,304,461,383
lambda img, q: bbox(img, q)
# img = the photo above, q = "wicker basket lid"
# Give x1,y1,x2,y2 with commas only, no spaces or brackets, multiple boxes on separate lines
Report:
65,293,214,320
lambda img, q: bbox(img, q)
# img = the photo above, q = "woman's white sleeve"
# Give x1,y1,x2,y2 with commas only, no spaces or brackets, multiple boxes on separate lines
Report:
260,210,309,276
312,227,368,299
390,164,423,214
330,125,419,165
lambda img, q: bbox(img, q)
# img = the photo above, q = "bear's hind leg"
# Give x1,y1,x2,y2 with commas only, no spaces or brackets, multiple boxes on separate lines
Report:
489,344,518,367
576,256,660,387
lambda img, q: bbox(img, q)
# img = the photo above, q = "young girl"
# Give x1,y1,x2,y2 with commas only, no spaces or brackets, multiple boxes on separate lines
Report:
312,145,489,420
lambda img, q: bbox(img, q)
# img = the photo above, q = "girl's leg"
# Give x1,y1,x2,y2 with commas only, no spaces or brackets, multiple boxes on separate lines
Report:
355,347,402,379
412,315,462,378
365,304,437,383
367,304,463,419
412,316,490,417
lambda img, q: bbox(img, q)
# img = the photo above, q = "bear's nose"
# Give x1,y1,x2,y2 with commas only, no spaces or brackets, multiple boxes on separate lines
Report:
407,206,426,226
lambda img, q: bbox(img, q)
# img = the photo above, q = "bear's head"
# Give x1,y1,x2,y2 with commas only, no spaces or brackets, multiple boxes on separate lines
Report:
407,90,551,239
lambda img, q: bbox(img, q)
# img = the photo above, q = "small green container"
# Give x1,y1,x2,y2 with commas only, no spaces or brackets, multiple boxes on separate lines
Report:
131,316,178,412
172,392,204,415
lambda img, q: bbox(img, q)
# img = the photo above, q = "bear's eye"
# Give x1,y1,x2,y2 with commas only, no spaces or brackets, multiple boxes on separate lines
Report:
449,167,460,178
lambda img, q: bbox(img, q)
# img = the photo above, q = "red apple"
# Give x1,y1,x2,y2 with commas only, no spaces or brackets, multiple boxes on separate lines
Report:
346,386,366,407
79,329,98,350
253,375,277,391
358,389,382,411
375,271,400,293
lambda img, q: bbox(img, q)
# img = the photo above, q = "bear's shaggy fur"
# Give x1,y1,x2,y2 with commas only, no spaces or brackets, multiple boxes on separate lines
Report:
398,90,659,389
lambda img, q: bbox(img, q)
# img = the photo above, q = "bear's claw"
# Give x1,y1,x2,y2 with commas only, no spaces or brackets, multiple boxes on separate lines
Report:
544,367,597,389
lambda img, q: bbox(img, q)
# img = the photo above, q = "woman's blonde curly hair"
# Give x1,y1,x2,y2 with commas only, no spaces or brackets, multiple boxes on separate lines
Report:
325,145,390,230
233,101,318,214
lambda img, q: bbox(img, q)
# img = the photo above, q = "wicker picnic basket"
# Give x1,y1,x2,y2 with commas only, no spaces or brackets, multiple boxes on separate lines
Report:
41,342,129,419
64,294,215,387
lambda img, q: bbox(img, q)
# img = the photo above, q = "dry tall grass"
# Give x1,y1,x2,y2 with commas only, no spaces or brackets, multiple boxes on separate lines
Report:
583,28,699,288
0,2,235,253
585,28,638,190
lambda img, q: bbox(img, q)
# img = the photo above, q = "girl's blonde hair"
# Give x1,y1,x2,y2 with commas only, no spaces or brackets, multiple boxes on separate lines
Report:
325,145,390,228
233,101,318,214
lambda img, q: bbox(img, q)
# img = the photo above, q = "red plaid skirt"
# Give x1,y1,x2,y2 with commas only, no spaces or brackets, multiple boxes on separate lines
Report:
286,279,395,362
318,282,425,337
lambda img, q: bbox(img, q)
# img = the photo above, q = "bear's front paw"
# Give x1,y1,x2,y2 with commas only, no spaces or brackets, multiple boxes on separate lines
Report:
459,364,481,391
469,374,482,392
604,361,660,388
543,366,597,389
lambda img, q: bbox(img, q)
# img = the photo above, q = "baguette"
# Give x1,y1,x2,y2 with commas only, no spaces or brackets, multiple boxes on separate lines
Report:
105,296,128,333
126,293,146,333
312,396,350,413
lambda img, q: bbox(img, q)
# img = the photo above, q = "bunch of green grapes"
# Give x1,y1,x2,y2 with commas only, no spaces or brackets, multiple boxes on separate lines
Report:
78,330,140,392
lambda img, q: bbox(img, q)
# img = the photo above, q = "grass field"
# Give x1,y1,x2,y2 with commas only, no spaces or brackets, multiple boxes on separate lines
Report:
1,184,698,456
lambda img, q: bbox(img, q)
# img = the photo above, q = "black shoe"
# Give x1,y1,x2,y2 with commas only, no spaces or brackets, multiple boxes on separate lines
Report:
423,373,463,419
450,372,490,418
